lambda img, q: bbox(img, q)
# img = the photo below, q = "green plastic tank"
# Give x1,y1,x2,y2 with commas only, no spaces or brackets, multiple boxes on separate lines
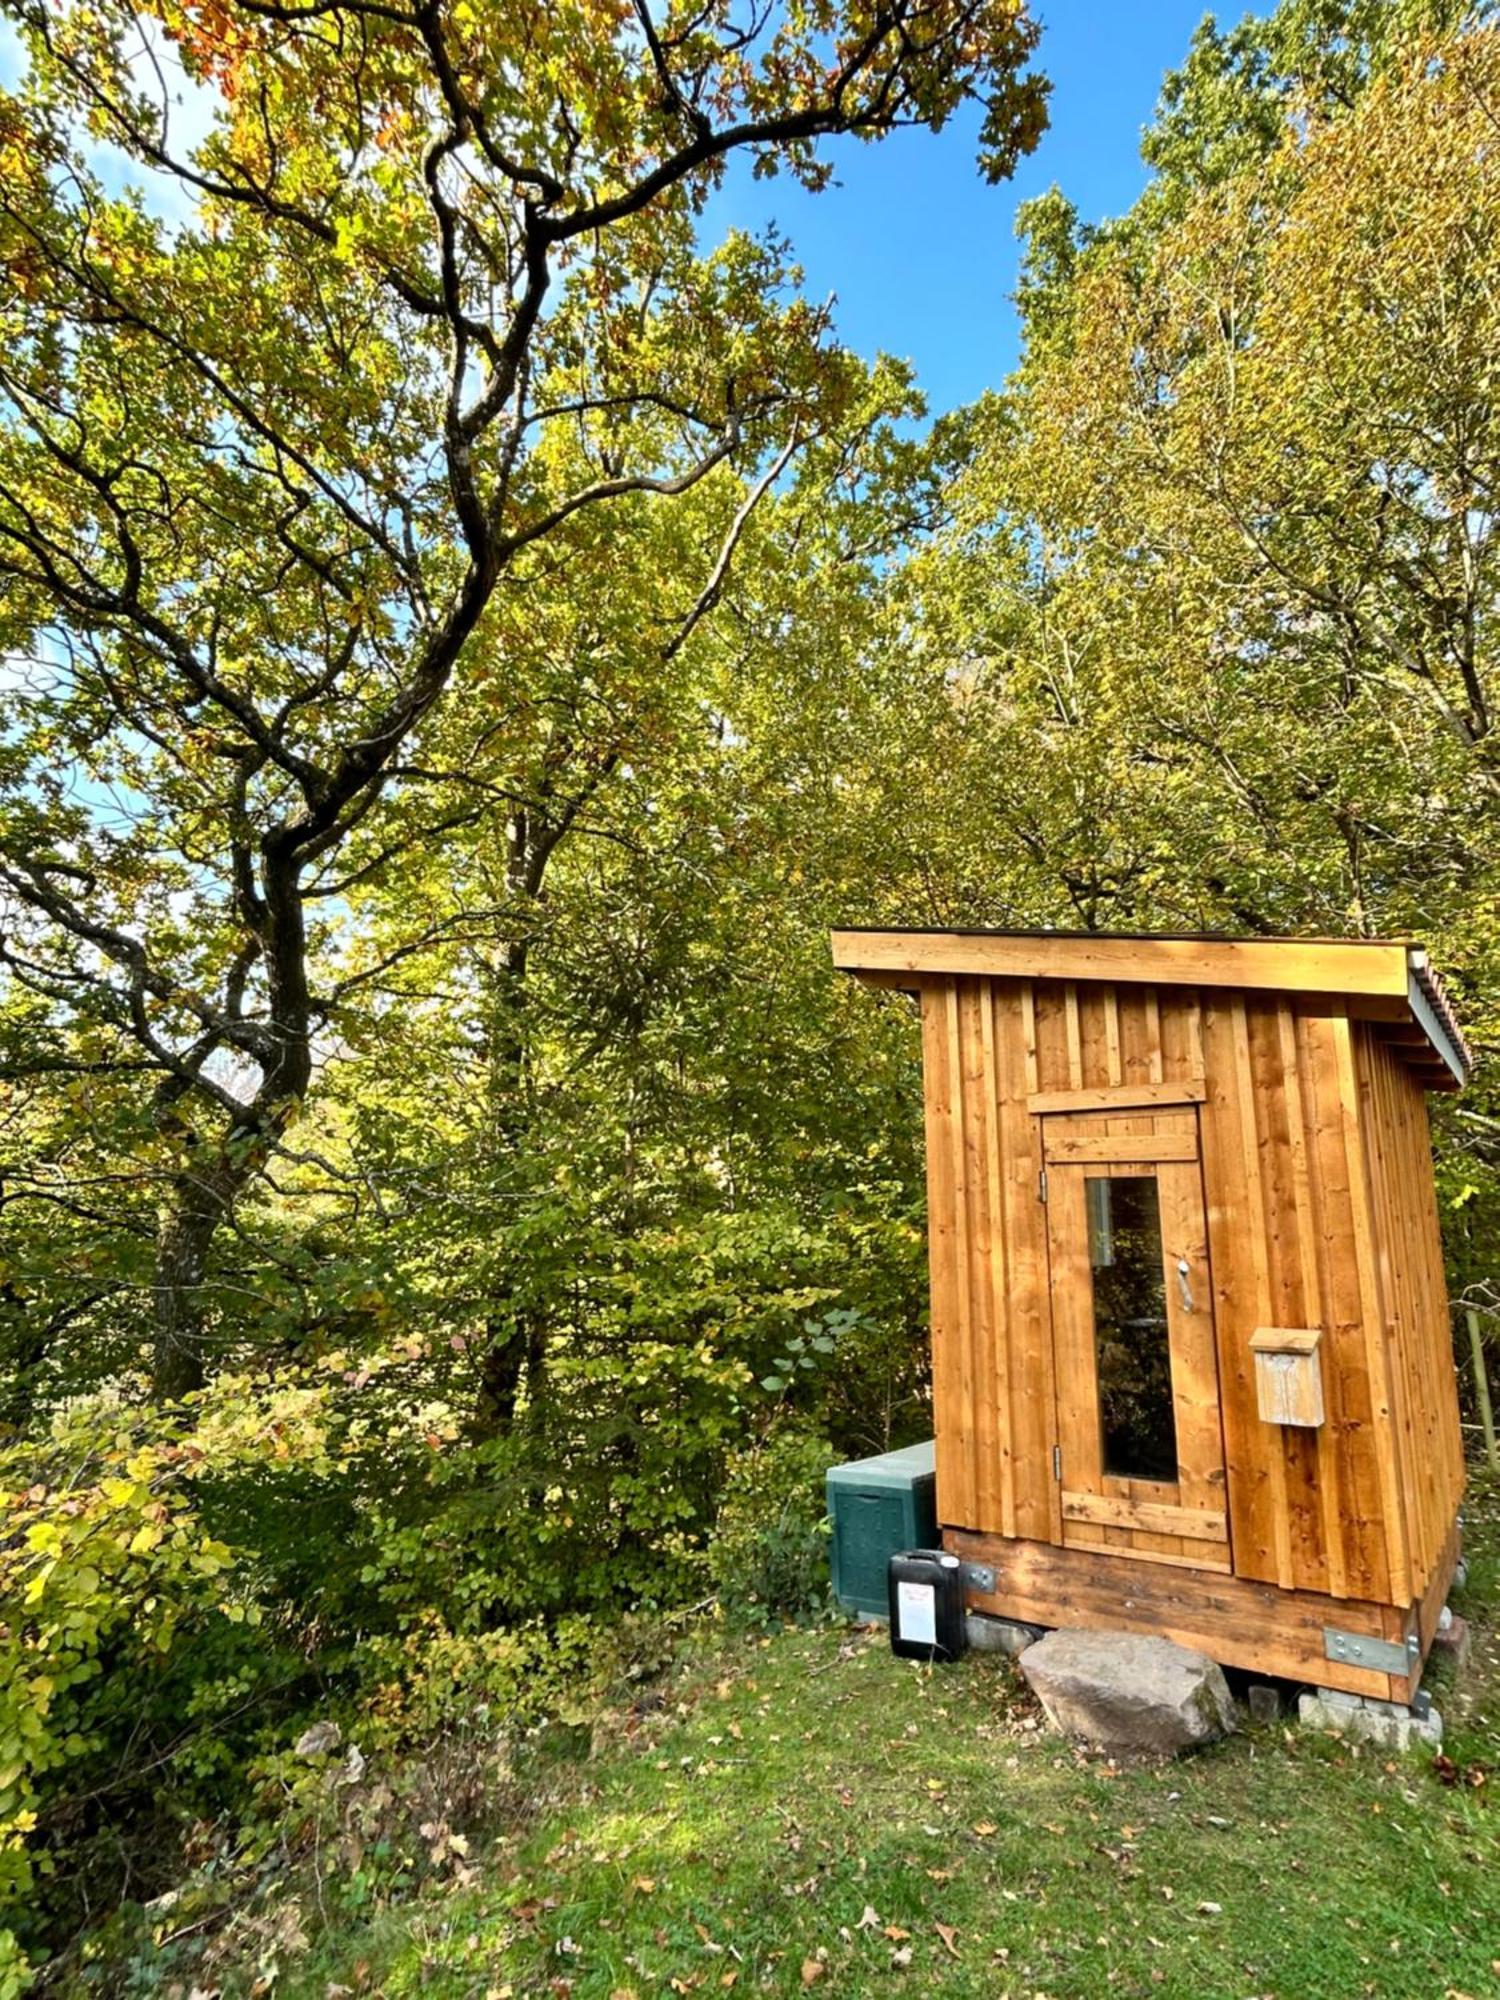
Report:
826,1439,938,1618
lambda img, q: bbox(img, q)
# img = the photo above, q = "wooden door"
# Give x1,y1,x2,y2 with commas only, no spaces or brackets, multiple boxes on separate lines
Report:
1041,1107,1231,1571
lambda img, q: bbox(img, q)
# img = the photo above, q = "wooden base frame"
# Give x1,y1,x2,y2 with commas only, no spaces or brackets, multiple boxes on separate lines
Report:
946,1520,1461,1706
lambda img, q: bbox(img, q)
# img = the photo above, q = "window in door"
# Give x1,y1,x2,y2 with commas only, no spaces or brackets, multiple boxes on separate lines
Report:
1086,1173,1178,1483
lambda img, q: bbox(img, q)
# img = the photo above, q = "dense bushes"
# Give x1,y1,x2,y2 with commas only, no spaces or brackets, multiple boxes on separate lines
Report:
1,1252,915,1975
708,1426,835,1629
1,1404,273,1981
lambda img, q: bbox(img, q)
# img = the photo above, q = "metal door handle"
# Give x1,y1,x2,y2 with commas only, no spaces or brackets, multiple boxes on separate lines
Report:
1177,1258,1193,1313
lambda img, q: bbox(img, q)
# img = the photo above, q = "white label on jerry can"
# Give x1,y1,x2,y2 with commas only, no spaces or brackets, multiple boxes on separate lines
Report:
896,1578,937,1646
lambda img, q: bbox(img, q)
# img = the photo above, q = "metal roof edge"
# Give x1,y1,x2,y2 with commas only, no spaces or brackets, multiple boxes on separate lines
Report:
1407,949,1472,1086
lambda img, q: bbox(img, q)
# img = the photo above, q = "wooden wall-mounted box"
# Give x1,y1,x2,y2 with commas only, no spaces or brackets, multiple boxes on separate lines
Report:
1250,1327,1324,1428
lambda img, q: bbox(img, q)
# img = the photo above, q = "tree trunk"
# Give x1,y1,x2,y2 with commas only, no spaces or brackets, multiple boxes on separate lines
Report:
473,1311,532,1436
470,809,545,1438
151,1159,239,1400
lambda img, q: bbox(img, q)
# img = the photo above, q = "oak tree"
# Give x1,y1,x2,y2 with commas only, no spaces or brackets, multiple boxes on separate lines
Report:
0,0,1047,1396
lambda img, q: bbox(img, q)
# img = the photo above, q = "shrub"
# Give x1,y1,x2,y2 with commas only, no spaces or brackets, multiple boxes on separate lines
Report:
0,1404,264,1967
707,1426,833,1628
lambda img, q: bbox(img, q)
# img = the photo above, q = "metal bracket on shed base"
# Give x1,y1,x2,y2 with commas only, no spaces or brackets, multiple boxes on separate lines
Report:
1323,1627,1420,1677
961,1562,996,1594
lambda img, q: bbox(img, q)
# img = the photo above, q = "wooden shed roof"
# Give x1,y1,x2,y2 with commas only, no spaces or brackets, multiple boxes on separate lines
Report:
830,929,1471,1089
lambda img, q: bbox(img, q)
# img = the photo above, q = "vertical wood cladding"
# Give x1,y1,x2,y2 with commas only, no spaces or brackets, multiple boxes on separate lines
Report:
918,975,1462,1612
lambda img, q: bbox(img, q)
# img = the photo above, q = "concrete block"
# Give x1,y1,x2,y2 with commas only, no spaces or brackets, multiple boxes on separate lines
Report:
965,1612,1045,1657
1246,1683,1283,1724
1297,1691,1442,1751
1319,1687,1365,1710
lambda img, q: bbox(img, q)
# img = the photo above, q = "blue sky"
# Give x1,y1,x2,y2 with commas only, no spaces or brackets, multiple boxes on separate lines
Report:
706,0,1239,416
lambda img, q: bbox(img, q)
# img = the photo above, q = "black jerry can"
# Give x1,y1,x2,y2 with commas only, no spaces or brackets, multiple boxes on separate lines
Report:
888,1548,967,1662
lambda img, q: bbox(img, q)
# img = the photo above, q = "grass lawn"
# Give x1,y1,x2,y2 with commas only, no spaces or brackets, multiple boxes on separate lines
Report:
245,1471,1500,2000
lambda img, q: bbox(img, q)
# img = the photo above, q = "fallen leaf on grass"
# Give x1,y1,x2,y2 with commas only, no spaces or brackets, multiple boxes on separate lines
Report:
935,1922,960,1959
889,1947,912,1970
856,1905,881,1931
800,1959,824,1986
971,1821,998,1837
631,1877,657,1895
883,1926,911,1942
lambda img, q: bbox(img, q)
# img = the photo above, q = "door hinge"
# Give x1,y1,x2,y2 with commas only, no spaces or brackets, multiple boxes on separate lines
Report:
1052,1444,1062,1481
1038,1168,1048,1204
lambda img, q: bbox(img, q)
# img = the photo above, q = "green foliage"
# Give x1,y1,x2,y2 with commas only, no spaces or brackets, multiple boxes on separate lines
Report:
707,1426,834,1629
0,1402,266,1954
2,0,1498,1984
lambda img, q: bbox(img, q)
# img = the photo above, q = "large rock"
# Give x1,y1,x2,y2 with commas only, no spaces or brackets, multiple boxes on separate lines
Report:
1019,1629,1235,1754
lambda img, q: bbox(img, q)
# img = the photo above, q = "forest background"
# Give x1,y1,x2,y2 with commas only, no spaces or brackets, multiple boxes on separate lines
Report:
0,0,1497,1980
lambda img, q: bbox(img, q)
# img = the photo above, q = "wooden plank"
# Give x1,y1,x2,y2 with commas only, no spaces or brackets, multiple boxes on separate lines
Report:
1250,1327,1321,1354
1063,983,1084,1089
1102,985,1124,1085
1275,999,1343,1595
1031,981,1070,1094
1044,1132,1199,1164
994,986,1058,1542
1335,1013,1411,1602
945,1527,1401,1701
976,983,1015,1537
1019,981,1040,1096
832,930,1414,1000
1042,1162,1103,1519
838,967,931,992
1227,999,1297,1593
1199,995,1284,1588
1300,1009,1390,1603
1158,1151,1231,1540
1061,1490,1227,1540
1028,1080,1207,1115
1143,990,1165,1083
955,981,997,1533
1079,987,1109,1090
1361,1045,1425,1589
1358,1030,1465,1594
1159,989,1206,1087
921,984,975,1529
1061,1538,1231,1573
1393,1039,1458,1568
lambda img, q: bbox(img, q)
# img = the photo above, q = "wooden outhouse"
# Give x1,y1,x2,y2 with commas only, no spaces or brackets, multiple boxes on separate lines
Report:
832,931,1471,1704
